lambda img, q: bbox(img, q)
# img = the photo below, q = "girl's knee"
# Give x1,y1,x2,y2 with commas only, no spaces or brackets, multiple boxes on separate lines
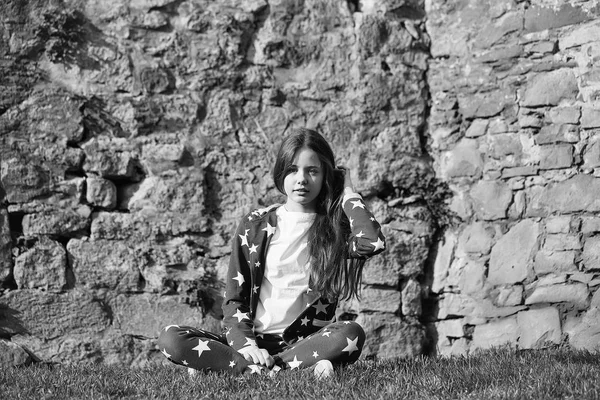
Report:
336,321,365,341
157,326,185,358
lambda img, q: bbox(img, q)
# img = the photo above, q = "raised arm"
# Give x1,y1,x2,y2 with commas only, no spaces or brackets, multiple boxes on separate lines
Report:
338,167,386,258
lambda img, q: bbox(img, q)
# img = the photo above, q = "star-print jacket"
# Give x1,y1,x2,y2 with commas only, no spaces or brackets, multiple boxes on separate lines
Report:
222,194,386,352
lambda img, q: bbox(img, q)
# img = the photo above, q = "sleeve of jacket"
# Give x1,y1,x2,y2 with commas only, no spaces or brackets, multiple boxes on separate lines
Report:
343,193,386,259
221,216,256,351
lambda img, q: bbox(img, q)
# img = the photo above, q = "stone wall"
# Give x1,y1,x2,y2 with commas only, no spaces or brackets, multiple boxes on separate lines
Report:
426,0,600,355
4,0,600,367
0,0,438,366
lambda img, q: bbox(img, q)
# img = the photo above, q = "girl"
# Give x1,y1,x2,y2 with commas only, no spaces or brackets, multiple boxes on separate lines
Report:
158,128,386,377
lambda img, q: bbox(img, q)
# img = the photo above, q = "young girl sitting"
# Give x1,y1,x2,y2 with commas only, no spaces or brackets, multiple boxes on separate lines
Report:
158,128,386,377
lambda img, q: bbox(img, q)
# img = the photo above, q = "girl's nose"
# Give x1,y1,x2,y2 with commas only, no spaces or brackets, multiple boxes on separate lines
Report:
297,171,307,183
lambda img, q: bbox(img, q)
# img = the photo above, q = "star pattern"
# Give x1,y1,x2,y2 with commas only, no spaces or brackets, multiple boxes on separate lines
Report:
232,308,249,322
192,339,211,358
263,223,276,236
313,351,319,358
288,355,303,369
356,230,365,238
239,229,249,247
229,360,236,368
301,316,311,326
248,243,258,254
312,300,328,315
371,237,385,252
233,272,245,286
342,336,359,355
350,200,365,209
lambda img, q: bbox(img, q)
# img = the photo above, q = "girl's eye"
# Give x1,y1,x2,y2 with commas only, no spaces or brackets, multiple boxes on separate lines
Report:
309,169,319,175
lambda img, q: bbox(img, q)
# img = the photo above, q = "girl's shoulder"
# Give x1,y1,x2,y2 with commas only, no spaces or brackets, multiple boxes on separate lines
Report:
241,203,281,224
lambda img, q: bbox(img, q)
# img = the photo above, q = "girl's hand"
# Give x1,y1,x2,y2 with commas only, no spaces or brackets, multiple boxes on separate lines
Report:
337,166,355,195
238,345,275,368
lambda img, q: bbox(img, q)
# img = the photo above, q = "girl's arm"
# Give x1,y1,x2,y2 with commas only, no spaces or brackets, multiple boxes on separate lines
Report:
339,167,386,258
222,219,257,350
221,216,275,368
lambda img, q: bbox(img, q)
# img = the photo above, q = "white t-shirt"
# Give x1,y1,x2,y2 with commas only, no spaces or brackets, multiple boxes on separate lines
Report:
254,206,320,335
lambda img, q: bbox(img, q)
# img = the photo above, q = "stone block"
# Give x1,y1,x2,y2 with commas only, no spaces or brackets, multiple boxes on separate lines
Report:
401,278,421,317
564,308,600,351
524,4,591,33
583,140,600,168
358,286,401,314
491,285,523,307
525,283,589,309
469,180,512,220
465,119,488,138
501,166,538,178
545,216,572,234
526,41,557,55
109,293,219,338
0,340,33,367
473,10,523,49
86,176,117,209
457,221,495,256
128,170,205,215
535,124,579,144
538,144,573,170
457,260,485,295
363,228,428,286
441,139,484,179
521,69,579,107
582,108,600,129
581,236,600,271
582,217,600,234
489,220,540,285
488,134,522,160
478,45,522,64
82,137,140,179
559,20,600,50
431,231,457,294
517,308,561,348
458,90,512,119
1,158,51,203
356,314,425,359
534,251,577,275
527,175,600,215
436,319,464,339
0,208,12,282
22,206,91,237
543,234,581,251
1,289,110,339
14,237,67,290
546,107,581,124
471,317,519,351
67,238,142,292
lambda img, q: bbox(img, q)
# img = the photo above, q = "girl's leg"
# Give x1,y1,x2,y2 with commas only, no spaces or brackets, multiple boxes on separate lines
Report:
157,325,252,375
276,321,366,370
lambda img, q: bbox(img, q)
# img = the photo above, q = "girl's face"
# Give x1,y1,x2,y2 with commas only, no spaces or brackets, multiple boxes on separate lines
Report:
283,147,324,212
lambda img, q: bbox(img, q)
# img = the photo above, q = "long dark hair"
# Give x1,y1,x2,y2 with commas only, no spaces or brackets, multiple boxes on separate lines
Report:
273,128,365,301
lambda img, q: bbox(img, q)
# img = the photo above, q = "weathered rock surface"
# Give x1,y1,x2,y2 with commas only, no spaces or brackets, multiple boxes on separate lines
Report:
0,0,438,365
427,0,600,355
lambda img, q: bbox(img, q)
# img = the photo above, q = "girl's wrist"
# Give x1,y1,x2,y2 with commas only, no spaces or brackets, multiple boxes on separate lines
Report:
344,186,355,196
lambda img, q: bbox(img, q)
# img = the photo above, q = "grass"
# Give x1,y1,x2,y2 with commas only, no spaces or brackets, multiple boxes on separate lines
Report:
2,347,600,399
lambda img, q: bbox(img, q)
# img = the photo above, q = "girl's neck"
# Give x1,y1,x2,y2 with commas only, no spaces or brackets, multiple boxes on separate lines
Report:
283,200,317,213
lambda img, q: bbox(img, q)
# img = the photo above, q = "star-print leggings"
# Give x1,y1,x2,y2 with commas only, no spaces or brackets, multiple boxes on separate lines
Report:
157,321,365,375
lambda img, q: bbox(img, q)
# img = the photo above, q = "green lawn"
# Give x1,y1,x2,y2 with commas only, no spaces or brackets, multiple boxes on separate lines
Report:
2,347,599,399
